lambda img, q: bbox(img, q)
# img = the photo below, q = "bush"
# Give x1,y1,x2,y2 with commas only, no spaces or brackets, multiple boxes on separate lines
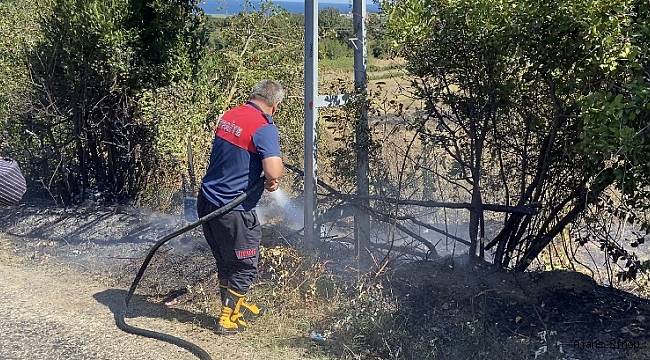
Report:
319,38,353,60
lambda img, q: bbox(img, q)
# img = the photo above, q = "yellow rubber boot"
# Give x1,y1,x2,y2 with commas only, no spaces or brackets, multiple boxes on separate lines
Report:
216,289,247,335
220,282,264,321
241,300,265,321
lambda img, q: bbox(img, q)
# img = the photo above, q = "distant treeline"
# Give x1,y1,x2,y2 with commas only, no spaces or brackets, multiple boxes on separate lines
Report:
205,7,393,60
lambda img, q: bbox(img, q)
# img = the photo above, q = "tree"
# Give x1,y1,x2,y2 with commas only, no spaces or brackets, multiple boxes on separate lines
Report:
141,3,306,204
0,0,41,157
383,0,650,273
2,0,307,208
22,0,204,203
367,13,393,59
200,5,305,166
318,7,353,41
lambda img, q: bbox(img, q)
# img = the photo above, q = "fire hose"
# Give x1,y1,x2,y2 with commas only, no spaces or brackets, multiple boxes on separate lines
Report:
116,177,265,360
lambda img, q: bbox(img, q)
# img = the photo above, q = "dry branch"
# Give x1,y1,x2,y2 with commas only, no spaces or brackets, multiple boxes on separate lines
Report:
368,210,440,259
348,195,540,215
283,162,538,253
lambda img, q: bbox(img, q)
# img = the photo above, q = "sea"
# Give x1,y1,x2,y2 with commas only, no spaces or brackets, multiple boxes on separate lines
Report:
200,0,382,15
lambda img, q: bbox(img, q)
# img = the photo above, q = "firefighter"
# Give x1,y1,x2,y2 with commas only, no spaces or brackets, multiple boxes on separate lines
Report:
197,79,284,334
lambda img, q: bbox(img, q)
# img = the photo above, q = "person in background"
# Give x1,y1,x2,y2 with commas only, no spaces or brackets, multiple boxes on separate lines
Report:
0,157,26,206
197,79,284,334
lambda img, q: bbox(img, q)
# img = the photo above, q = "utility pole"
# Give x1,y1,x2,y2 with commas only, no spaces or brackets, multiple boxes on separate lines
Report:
304,0,370,258
353,0,371,264
304,0,319,247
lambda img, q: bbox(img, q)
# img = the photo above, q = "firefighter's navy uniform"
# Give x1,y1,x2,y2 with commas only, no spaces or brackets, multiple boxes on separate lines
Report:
198,101,280,334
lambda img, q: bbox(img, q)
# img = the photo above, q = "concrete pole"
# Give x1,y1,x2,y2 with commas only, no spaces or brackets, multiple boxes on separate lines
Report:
304,0,319,247
353,0,371,263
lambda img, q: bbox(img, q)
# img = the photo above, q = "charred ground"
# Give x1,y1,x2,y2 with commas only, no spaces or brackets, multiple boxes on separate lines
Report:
1,202,649,360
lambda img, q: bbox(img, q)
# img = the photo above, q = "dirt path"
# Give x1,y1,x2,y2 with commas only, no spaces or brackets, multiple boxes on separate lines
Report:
0,263,202,360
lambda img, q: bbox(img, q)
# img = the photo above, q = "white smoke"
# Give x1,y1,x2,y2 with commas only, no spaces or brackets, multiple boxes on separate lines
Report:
267,188,304,229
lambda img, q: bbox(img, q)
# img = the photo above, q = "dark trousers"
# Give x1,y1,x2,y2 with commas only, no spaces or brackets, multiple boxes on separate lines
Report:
197,191,261,294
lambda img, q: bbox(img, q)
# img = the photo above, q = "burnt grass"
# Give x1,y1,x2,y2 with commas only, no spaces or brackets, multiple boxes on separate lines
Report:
381,260,650,360
1,202,650,360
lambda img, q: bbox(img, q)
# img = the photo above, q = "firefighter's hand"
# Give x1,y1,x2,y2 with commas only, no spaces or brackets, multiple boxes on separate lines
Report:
265,179,279,192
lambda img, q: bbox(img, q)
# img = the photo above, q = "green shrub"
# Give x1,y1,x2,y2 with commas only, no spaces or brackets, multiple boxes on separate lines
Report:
320,38,353,60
